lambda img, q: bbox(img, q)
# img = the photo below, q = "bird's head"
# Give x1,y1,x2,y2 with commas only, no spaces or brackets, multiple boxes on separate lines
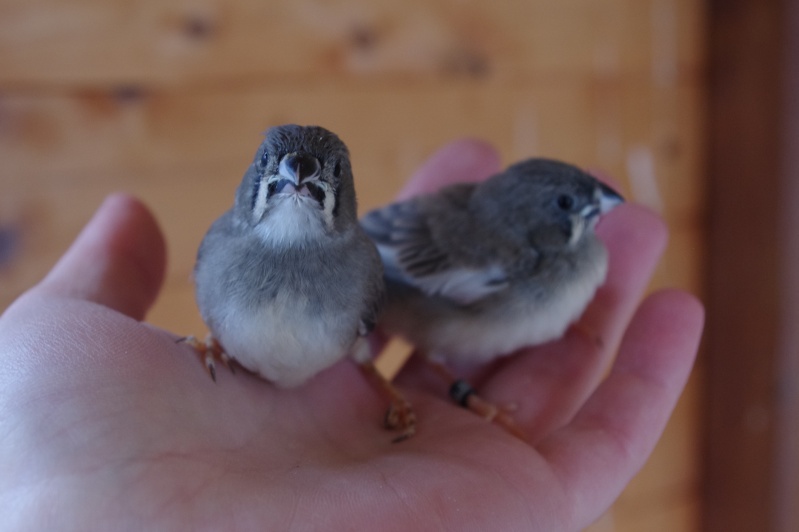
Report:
474,158,624,251
235,125,358,245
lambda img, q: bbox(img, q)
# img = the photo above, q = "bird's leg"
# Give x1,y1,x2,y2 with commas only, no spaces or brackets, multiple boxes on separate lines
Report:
352,337,416,442
178,334,234,382
423,353,525,440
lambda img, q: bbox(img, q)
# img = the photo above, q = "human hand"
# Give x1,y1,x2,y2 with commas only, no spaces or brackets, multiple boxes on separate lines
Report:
0,140,703,531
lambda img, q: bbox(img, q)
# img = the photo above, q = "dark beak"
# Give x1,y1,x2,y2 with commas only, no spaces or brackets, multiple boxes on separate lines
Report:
279,152,322,184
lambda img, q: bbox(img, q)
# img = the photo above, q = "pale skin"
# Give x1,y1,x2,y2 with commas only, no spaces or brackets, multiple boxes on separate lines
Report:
0,140,704,531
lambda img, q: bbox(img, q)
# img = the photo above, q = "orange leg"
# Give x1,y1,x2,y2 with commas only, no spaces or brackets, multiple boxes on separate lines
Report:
425,356,525,440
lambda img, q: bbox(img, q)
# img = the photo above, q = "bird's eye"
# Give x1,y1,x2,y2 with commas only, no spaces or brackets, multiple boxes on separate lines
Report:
260,151,269,167
557,194,574,211
333,161,342,178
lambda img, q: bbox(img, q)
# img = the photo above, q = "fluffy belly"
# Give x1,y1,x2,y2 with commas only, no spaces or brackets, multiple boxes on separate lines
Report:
420,307,573,363
384,303,575,364
215,296,356,388
384,259,607,364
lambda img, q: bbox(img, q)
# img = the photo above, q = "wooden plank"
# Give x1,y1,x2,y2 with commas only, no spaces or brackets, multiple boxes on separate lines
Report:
0,83,705,217
704,0,792,530
652,226,704,296
0,0,704,87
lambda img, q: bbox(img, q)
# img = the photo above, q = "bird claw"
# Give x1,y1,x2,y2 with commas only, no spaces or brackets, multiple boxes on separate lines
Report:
384,397,417,443
459,389,526,441
358,360,417,443
179,334,234,382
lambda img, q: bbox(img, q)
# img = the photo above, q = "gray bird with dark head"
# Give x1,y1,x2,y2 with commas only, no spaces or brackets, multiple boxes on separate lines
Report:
361,157,623,430
191,125,415,440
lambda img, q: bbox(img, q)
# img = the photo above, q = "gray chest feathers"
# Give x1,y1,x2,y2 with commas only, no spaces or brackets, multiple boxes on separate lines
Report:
195,237,375,387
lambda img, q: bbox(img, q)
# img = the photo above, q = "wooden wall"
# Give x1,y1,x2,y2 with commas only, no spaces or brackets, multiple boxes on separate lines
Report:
0,1,706,529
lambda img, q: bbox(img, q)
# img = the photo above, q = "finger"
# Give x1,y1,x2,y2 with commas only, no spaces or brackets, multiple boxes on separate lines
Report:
397,139,502,199
536,290,704,528
580,203,668,355
32,193,167,320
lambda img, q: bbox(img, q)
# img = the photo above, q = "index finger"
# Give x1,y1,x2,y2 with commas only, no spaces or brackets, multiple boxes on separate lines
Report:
537,290,704,528
397,139,502,200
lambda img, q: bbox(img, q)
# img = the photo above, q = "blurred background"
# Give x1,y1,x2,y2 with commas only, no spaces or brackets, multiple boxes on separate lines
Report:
0,0,794,530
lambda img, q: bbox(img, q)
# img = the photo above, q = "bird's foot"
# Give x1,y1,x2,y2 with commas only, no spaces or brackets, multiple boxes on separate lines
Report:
178,334,234,382
359,360,417,442
384,395,417,443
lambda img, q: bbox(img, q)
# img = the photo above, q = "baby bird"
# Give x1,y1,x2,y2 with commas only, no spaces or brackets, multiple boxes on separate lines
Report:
190,125,414,439
361,158,623,425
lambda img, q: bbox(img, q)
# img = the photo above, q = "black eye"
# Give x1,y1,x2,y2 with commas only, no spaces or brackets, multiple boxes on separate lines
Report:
557,194,574,211
333,161,342,178
260,151,269,167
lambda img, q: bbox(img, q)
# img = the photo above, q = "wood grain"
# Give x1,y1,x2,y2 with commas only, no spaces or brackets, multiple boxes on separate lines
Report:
0,84,705,215
0,0,704,87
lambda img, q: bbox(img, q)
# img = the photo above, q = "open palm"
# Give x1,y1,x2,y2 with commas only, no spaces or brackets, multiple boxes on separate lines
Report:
0,140,703,531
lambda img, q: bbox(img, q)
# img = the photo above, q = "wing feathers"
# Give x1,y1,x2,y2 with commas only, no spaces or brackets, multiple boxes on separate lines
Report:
361,197,508,305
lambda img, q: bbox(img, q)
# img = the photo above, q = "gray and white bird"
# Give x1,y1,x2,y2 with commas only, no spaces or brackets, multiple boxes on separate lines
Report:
361,158,623,419
190,125,413,437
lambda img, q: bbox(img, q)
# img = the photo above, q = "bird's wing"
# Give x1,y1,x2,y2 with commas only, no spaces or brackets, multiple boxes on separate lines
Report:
360,194,509,305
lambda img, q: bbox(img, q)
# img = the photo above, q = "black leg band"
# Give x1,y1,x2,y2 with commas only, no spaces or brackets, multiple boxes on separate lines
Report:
449,379,477,408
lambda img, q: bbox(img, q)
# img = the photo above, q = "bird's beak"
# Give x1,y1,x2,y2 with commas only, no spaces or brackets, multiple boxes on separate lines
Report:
278,152,322,185
578,182,624,222
596,182,624,214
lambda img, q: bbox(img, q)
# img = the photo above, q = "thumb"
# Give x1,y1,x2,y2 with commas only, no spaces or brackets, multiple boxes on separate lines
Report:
33,193,167,320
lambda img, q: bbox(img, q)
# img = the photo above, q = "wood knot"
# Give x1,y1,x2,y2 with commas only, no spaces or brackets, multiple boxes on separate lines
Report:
350,24,379,52
442,48,491,79
183,14,215,40
112,86,146,104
